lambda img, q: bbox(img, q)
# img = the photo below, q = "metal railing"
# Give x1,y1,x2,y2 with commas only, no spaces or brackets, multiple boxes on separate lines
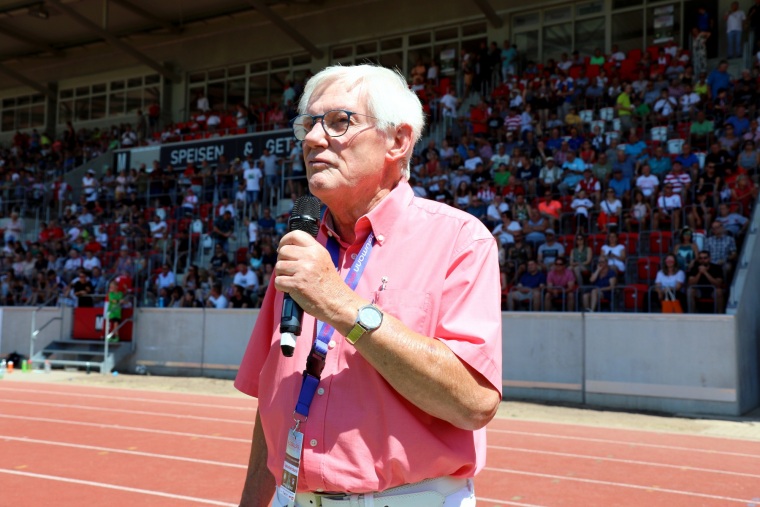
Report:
28,294,65,368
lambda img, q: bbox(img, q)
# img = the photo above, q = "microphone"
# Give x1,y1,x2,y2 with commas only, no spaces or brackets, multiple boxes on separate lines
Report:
280,195,321,357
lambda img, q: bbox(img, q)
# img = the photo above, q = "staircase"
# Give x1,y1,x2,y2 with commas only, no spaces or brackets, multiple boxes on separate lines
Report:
31,340,132,373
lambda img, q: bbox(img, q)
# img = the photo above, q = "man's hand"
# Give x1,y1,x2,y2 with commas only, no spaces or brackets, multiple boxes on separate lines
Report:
274,230,353,325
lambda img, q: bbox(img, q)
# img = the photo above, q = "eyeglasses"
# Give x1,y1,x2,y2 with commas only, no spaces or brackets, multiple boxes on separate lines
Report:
699,256,709,260
290,109,380,141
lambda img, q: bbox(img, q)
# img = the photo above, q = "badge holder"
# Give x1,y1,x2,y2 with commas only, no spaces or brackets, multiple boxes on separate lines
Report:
277,233,375,506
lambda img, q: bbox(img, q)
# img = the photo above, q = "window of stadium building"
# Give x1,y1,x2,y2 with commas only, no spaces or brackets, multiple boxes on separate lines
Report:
0,93,46,132
57,74,161,125
512,0,684,63
330,21,486,82
185,55,312,121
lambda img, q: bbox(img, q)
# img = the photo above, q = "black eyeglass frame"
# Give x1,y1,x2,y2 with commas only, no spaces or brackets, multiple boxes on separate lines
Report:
290,109,380,141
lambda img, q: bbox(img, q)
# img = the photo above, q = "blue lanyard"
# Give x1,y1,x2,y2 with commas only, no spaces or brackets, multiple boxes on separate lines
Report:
294,231,375,420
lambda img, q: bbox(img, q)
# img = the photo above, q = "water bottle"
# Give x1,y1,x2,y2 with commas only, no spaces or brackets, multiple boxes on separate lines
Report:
7,361,13,374
158,297,165,308
44,360,51,374
21,359,28,372
0,360,6,379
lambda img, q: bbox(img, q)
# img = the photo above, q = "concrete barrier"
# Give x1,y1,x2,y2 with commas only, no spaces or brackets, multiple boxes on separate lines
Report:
0,306,755,416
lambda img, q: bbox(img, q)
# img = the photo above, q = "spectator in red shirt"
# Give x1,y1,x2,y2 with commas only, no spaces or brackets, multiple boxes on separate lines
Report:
544,256,576,311
469,100,489,137
537,190,562,230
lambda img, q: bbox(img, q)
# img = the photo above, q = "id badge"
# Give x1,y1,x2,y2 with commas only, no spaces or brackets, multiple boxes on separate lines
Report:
278,427,304,506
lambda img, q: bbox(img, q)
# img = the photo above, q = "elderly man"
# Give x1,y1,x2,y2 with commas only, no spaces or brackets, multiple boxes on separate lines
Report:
235,65,502,507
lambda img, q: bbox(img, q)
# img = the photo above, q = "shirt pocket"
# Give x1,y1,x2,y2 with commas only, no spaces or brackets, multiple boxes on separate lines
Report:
374,289,432,336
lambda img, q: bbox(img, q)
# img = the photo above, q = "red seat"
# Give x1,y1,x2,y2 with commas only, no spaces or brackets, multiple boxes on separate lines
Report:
586,64,600,79
235,247,248,265
649,231,672,255
637,256,661,283
200,203,213,219
623,284,649,312
627,48,642,61
559,234,575,253
618,232,640,255
589,234,606,256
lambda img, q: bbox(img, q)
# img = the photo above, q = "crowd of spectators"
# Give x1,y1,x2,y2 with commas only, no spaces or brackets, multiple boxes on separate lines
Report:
2,36,760,314
407,39,759,313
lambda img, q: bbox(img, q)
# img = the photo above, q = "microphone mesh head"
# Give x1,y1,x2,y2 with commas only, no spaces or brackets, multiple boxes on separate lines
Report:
288,196,321,237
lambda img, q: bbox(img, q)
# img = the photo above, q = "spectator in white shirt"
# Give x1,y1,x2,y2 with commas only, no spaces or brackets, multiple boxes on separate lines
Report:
571,189,594,233
217,197,236,217
636,164,660,201
207,283,228,309
179,188,198,217
679,83,700,117
82,251,101,271
233,262,259,296
653,88,677,121
155,264,176,292
63,249,84,281
654,183,683,230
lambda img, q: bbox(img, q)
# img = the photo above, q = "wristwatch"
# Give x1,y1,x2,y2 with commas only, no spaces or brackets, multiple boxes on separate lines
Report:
345,304,383,345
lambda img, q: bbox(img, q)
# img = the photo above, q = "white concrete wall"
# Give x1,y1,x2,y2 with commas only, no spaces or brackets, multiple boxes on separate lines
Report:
0,305,753,415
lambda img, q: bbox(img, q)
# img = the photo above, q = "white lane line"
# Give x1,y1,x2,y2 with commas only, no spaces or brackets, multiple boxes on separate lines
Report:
0,435,246,469
0,386,256,411
489,429,760,459
0,468,237,506
488,445,760,479
476,497,546,507
483,467,754,504
0,414,250,443
0,399,251,425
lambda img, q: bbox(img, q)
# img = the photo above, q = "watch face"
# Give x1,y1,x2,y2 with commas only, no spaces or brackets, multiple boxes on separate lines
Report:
358,305,382,329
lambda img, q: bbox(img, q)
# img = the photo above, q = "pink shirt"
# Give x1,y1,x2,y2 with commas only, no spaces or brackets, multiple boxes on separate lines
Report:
235,182,502,493
547,267,575,288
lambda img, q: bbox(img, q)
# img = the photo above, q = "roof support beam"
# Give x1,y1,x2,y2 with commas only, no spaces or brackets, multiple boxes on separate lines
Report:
471,0,503,28
108,0,181,34
0,63,56,99
0,21,63,56
47,0,180,81
247,0,323,59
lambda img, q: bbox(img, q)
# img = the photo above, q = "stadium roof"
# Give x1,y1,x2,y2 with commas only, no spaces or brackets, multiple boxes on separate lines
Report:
0,0,325,93
0,0,504,95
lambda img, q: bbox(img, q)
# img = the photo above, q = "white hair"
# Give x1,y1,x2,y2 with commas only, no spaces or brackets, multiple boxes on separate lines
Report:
298,64,425,180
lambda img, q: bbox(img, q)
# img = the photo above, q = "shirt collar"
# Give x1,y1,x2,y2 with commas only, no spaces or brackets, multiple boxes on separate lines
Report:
320,180,413,247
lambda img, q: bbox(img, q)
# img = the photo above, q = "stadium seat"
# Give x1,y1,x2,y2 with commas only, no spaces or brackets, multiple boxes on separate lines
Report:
580,110,594,123
599,107,615,121
588,234,606,256
591,119,605,133
649,231,672,254
236,247,248,265
650,126,668,143
618,232,640,255
667,138,685,155
636,256,661,283
623,284,649,312
627,49,642,61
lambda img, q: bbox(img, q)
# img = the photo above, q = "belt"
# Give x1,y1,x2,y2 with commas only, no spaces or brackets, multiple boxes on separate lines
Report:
294,476,469,507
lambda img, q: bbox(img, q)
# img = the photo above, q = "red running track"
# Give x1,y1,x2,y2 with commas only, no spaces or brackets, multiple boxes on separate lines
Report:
0,380,759,506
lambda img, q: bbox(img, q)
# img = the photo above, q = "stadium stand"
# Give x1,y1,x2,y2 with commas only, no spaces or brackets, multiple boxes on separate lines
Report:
0,37,757,315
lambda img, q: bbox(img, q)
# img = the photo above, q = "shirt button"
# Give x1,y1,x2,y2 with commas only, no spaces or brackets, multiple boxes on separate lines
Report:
317,388,325,395
316,489,324,493
310,439,318,447
351,253,357,259
377,234,385,242
328,340,336,349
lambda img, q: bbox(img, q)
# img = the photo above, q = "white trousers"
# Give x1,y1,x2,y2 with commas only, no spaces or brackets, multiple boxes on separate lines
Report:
272,477,476,507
